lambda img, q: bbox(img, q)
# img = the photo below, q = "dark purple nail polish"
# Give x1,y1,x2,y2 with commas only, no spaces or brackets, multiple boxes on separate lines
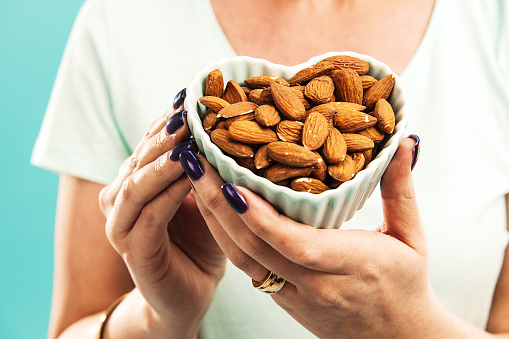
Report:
408,134,420,171
179,150,204,181
173,88,187,109
221,183,248,214
169,140,195,161
166,110,185,134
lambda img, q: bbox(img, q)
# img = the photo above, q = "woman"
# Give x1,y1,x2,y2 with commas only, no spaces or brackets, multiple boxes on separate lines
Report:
32,0,509,337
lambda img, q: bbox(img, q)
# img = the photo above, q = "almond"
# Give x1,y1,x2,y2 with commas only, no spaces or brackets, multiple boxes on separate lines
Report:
357,125,385,143
276,120,304,143
331,69,363,105
343,133,375,152
351,152,366,174
328,154,356,182
254,144,273,169
359,75,378,91
205,69,224,97
373,99,395,134
222,80,248,104
291,177,329,194
321,55,370,75
271,82,307,120
235,156,256,172
225,112,255,129
310,152,327,181
228,121,278,144
304,75,335,104
241,86,251,96
302,112,329,150
363,74,395,111
333,109,378,133
255,104,281,127
248,88,264,105
199,96,230,113
217,101,258,118
203,108,221,130
244,76,290,88
322,128,347,164
264,163,314,183
327,101,366,112
211,129,254,158
289,60,336,84
266,141,322,167
259,88,275,106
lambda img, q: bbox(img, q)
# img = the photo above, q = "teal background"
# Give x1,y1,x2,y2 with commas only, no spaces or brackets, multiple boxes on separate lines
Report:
0,0,85,337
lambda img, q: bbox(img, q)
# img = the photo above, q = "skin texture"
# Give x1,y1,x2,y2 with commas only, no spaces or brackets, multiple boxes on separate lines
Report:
47,0,509,338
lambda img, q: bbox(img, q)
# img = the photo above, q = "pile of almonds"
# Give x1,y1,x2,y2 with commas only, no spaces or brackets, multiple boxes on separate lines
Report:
198,55,396,194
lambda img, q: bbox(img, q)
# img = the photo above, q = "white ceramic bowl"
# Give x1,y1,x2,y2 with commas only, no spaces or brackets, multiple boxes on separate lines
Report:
185,52,408,229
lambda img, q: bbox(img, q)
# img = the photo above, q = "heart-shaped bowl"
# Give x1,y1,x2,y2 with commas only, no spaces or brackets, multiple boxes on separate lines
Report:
185,51,408,229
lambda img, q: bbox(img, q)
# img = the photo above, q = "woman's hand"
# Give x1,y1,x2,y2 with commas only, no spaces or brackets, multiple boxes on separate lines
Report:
182,137,488,339
98,91,226,338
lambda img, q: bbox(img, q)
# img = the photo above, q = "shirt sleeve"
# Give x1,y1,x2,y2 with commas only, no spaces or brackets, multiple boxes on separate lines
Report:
31,0,130,185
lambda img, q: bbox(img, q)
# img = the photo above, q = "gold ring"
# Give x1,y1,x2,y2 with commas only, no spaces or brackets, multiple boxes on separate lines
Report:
252,271,286,294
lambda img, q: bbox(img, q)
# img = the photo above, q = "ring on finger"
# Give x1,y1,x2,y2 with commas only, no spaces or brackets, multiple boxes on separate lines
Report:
252,271,286,294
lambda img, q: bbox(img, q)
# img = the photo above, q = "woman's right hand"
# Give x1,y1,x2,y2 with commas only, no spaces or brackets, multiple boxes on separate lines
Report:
98,90,226,338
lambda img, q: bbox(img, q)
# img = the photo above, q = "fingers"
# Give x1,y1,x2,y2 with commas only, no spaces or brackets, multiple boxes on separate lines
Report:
380,135,425,254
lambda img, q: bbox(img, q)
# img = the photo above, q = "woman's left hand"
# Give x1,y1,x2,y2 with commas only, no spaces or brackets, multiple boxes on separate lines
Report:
179,137,481,339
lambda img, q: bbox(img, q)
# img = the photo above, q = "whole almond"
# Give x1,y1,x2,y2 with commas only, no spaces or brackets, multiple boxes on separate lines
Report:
259,88,275,106
225,112,255,129
241,86,251,96
266,141,323,167
222,80,248,104
291,177,329,194
248,88,264,105
199,96,230,113
327,101,366,111
211,129,254,158
276,120,304,143
321,55,370,75
304,75,335,104
310,152,327,181
203,108,221,130
255,104,281,127
343,133,375,152
328,154,356,182
363,74,395,111
264,163,314,183
373,99,395,133
333,109,378,133
351,153,366,174
228,121,278,144
205,69,224,97
331,69,363,105
217,101,258,118
302,112,329,150
271,82,307,120
254,144,273,170
289,60,336,84
359,75,378,91
322,128,347,164
357,125,385,143
235,156,256,172
244,76,290,88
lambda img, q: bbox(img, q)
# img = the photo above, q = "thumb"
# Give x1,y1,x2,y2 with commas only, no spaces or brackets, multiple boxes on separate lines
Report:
380,135,425,254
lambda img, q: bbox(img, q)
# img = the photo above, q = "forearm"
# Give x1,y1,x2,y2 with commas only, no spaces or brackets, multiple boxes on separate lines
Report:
57,288,202,339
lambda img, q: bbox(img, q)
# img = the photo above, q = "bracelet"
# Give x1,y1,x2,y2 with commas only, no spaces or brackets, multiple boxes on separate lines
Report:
95,292,130,339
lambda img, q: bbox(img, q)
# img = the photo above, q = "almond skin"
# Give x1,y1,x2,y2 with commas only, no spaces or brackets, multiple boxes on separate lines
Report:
302,112,329,150
255,104,281,127
343,133,375,152
264,163,314,183
291,177,329,194
357,125,386,143
333,109,378,133
271,82,307,120
322,128,347,165
289,60,336,84
266,141,323,167
304,75,335,104
217,101,258,118
228,121,279,144
331,68,363,105
205,69,224,97
225,112,255,129
244,76,290,88
363,74,395,111
199,96,230,113
222,80,248,104
211,129,254,158
328,154,356,182
359,75,378,91
373,99,395,134
310,152,328,181
351,152,366,174
321,55,370,75
203,108,221,130
276,120,304,143
254,144,273,169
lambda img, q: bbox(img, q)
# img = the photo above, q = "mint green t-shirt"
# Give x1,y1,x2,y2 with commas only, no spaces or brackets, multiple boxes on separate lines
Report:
32,0,509,336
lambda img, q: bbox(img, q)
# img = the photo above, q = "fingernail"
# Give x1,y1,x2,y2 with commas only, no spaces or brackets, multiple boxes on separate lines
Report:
173,88,187,109
221,183,248,214
169,139,196,161
408,134,420,171
179,150,204,181
166,110,186,134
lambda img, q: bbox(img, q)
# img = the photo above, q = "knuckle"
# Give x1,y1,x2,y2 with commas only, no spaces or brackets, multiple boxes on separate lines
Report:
202,188,226,212
98,186,113,215
294,244,321,268
118,177,137,203
139,204,157,226
228,250,257,274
